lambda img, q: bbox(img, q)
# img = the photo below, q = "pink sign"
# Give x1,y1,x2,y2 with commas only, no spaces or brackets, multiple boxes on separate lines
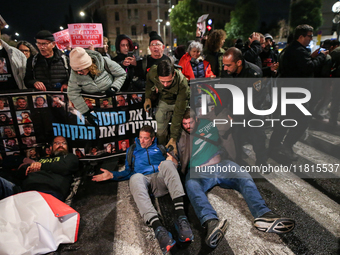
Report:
68,23,103,48
53,29,70,50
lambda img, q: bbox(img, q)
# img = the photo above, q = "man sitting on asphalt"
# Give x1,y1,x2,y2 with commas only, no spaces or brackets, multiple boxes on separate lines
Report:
0,136,79,202
177,109,295,249
92,125,193,254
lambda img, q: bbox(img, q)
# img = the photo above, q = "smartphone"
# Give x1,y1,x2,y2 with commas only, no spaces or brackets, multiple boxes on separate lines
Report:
319,48,326,53
128,51,134,57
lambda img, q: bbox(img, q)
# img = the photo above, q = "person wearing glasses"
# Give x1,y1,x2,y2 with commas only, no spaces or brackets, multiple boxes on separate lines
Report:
16,41,38,60
144,60,189,156
269,24,328,162
145,31,170,72
0,23,27,90
0,136,79,201
67,47,126,126
0,113,11,125
24,30,70,92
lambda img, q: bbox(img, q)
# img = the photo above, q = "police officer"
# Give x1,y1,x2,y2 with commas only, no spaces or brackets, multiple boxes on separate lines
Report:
221,47,267,166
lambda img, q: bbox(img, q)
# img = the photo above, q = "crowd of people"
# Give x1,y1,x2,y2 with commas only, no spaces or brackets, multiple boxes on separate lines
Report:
0,20,339,254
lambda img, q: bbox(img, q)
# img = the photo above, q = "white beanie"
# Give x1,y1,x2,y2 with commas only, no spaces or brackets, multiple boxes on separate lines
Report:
70,47,92,71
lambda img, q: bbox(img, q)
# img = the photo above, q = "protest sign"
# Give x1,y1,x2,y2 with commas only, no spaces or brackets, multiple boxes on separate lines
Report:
53,29,71,51
68,23,103,48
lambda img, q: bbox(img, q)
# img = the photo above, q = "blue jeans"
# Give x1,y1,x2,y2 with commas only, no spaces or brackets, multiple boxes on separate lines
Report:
185,160,271,226
0,177,16,200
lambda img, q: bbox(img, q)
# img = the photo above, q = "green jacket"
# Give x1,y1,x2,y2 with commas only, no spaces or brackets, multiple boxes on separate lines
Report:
204,48,225,77
146,66,190,140
67,50,126,114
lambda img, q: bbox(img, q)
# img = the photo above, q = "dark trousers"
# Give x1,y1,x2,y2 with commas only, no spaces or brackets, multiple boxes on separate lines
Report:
233,114,267,163
269,103,311,149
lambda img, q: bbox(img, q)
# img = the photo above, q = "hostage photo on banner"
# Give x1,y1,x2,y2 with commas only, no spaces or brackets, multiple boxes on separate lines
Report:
0,91,156,165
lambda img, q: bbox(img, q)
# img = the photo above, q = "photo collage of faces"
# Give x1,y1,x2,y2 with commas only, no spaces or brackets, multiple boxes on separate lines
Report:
72,139,131,159
0,95,66,159
85,93,143,110
69,93,142,158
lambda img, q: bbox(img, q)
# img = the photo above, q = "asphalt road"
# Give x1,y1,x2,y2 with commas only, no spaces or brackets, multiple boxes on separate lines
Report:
55,118,340,255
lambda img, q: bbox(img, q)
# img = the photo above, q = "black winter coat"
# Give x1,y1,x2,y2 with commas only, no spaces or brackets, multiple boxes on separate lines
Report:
25,48,70,90
279,40,326,78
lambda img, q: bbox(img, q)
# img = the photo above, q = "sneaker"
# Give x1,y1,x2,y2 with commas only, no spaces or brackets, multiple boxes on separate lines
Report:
155,226,176,254
204,219,228,249
254,211,295,234
175,216,194,242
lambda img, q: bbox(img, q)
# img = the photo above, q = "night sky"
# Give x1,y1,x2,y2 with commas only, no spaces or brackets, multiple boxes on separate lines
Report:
1,0,290,43
1,0,90,43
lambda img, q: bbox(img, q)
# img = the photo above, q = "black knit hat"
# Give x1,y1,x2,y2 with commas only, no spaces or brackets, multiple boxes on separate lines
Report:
35,30,55,42
149,31,163,45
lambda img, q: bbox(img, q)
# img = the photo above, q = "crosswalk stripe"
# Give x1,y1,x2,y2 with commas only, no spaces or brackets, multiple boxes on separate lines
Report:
308,129,340,146
244,143,340,237
207,192,295,255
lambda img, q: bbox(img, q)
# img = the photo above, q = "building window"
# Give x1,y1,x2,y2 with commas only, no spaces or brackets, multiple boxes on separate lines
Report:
114,0,118,4
143,25,148,34
135,9,138,17
206,5,209,11
128,9,131,18
131,25,137,36
147,0,151,3
148,11,152,20
147,26,152,33
165,11,168,20
115,12,119,21
116,27,120,35
127,0,137,3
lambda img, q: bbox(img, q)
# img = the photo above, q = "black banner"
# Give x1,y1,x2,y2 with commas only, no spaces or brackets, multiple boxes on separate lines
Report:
0,91,155,162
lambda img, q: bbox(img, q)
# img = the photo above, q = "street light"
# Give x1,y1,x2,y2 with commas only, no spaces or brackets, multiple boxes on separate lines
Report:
332,1,340,40
79,10,93,22
60,26,64,30
15,32,19,36
163,21,170,47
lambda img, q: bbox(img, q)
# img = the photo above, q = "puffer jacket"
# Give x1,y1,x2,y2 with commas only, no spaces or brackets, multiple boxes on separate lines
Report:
178,52,214,80
67,49,126,114
112,137,165,181
25,47,69,90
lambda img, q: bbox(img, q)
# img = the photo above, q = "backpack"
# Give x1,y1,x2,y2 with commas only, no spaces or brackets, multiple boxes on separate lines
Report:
127,143,167,170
